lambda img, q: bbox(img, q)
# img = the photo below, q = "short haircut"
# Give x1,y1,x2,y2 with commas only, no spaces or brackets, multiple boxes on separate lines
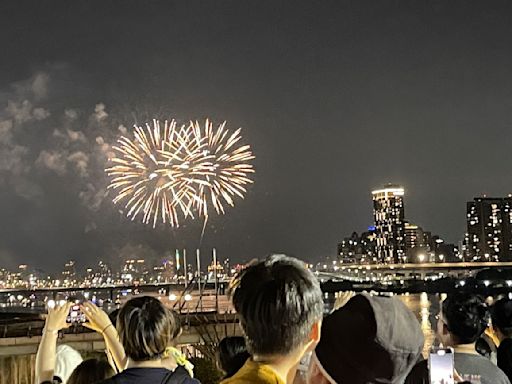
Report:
67,359,114,384
231,254,324,355
117,296,177,361
442,293,488,344
218,336,250,378
492,298,512,337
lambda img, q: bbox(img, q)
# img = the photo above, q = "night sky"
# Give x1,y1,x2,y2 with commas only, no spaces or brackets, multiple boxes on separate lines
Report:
1,0,512,272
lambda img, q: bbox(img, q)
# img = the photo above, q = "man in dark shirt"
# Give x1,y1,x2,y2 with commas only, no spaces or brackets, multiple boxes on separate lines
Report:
405,293,509,384
491,298,512,383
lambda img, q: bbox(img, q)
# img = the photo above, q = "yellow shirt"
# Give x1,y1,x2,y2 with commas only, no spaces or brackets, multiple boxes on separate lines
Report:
221,359,285,384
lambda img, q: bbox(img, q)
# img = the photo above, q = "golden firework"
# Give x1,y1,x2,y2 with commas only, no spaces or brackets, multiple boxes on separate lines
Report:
188,119,255,218
106,118,255,228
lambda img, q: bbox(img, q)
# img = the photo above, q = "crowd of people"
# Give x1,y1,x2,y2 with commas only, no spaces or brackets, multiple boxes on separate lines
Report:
34,254,512,384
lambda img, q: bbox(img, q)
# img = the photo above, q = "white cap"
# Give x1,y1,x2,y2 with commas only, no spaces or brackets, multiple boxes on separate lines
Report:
54,344,83,383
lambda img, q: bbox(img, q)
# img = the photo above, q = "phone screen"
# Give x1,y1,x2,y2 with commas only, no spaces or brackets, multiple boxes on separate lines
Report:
66,303,87,324
429,348,454,384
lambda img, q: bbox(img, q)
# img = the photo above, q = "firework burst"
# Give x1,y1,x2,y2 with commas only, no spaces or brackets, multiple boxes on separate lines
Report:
188,119,255,218
106,118,255,228
106,119,200,227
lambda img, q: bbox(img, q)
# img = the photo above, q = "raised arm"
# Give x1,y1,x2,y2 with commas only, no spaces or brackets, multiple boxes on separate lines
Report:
35,302,72,384
81,302,127,372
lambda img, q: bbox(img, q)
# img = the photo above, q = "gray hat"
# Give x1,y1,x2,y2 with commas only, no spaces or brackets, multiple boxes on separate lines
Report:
314,294,424,384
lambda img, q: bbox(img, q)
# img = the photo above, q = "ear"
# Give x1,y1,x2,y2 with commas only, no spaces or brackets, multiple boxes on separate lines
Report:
305,320,322,352
310,320,321,343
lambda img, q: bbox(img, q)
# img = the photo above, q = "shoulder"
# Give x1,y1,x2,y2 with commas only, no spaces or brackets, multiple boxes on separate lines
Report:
457,353,510,383
164,368,201,384
220,362,284,384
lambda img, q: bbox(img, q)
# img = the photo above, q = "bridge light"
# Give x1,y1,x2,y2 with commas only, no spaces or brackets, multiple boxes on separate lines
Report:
484,280,490,287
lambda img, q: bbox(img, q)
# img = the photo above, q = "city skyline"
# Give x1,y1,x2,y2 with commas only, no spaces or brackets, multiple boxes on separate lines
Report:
2,1,512,270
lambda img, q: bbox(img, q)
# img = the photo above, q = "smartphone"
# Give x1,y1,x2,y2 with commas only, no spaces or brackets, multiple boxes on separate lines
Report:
429,347,454,384
66,302,87,324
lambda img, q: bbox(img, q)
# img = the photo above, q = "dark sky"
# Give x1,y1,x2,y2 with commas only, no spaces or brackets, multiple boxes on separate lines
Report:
1,0,512,272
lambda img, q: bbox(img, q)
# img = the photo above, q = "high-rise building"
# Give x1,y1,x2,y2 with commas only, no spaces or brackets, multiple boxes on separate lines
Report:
404,222,424,250
466,196,512,261
404,222,428,262
372,184,406,263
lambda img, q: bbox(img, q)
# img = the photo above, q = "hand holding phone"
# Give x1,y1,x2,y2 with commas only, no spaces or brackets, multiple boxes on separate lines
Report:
66,302,87,324
429,347,454,384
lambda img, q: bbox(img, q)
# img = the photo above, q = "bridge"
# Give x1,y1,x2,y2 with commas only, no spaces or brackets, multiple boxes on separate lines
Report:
316,261,512,282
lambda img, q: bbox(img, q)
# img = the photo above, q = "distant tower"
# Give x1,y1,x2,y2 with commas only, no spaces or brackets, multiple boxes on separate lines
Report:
372,184,406,263
466,196,512,261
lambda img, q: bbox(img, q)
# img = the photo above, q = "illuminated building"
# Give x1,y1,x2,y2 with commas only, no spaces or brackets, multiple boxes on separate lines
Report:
466,196,512,261
404,222,428,262
337,229,376,263
372,184,406,263
61,260,76,286
404,222,424,250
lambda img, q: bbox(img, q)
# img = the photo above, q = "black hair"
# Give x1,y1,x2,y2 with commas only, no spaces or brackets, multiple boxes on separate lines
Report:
442,293,488,344
231,254,324,355
218,336,250,378
117,296,177,361
67,359,114,384
492,298,512,337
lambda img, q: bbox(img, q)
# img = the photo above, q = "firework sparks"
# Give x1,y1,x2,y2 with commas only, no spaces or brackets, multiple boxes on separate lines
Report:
106,119,200,227
106,118,255,228
188,119,255,218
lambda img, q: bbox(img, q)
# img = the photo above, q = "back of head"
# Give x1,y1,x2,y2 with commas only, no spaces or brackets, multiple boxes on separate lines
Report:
54,344,83,384
231,254,323,356
117,296,176,361
218,336,250,378
312,294,424,384
67,359,114,384
492,298,512,337
442,293,488,344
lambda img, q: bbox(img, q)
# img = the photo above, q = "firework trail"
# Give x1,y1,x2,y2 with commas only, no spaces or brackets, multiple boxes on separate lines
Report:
106,118,255,229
